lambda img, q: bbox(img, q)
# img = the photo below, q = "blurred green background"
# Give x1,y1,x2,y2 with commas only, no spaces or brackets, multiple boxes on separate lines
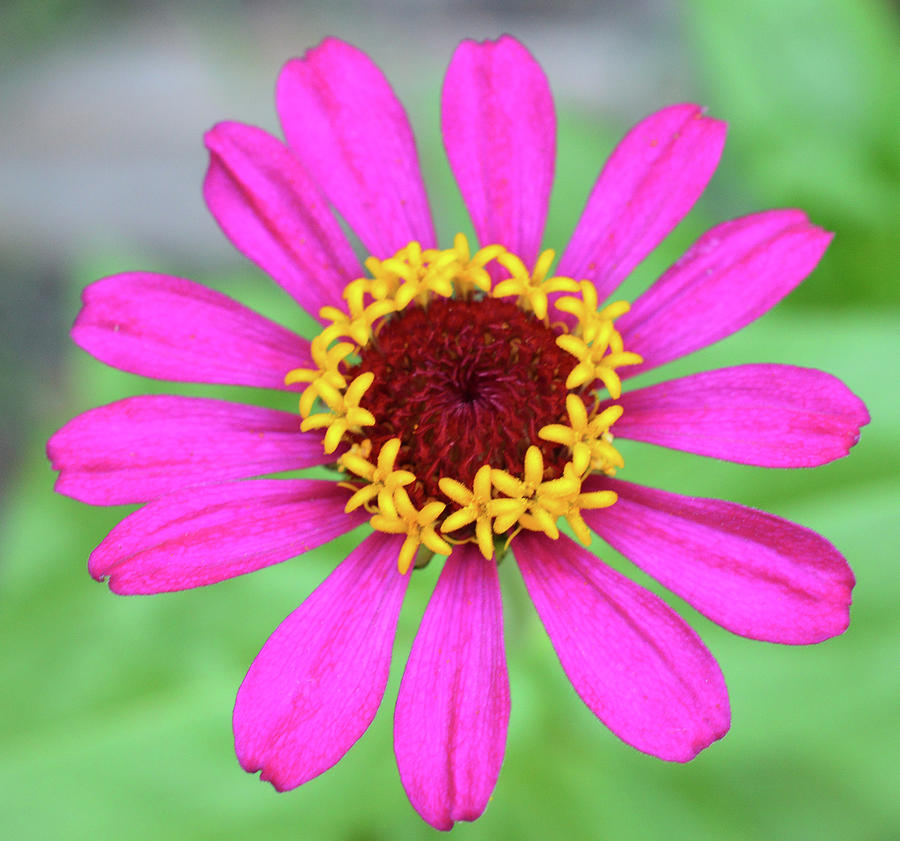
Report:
1,0,898,839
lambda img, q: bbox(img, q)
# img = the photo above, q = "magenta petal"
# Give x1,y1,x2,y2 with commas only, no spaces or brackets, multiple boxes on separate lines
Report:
71,272,312,387
619,210,833,376
514,531,729,761
582,478,855,643
277,38,435,257
204,121,362,319
89,479,366,594
609,364,869,467
234,531,408,790
394,543,509,830
48,395,327,505
441,36,555,267
558,104,726,302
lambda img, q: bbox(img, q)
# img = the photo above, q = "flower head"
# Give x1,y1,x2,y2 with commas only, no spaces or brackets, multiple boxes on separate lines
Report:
48,35,868,831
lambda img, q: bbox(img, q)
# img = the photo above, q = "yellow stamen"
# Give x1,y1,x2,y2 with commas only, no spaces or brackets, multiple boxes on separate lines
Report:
439,465,523,560
285,339,355,418
538,394,625,476
555,332,643,398
363,241,435,307
339,437,416,515
319,298,396,347
493,248,580,321
555,281,633,338
300,371,376,453
492,446,583,540
447,233,506,296
393,263,455,310
537,464,618,546
552,284,642,398
370,487,450,574
554,279,599,326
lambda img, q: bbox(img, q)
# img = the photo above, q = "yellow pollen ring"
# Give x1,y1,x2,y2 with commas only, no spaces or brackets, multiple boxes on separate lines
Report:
289,234,638,571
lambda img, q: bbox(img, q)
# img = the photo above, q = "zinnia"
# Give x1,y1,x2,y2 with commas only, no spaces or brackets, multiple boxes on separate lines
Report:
48,35,868,830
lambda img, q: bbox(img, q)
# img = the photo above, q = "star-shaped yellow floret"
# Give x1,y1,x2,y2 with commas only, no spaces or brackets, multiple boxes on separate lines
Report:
369,487,450,574
490,445,584,540
393,261,455,310
362,242,427,299
318,296,395,348
439,464,526,560
539,464,618,546
285,338,355,418
360,241,460,310
556,327,643,398
492,248,580,321
339,437,416,515
300,371,376,454
539,394,625,475
443,233,506,297
554,282,632,342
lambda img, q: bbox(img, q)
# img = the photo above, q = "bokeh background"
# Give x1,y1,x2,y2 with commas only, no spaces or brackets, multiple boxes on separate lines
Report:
2,0,898,839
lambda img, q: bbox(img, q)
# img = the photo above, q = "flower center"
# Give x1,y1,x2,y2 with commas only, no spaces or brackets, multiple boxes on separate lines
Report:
285,235,642,573
345,296,574,506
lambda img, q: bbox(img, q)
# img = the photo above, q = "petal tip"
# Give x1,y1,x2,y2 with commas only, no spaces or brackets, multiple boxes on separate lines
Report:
86,550,107,582
665,699,731,764
202,123,224,150
257,764,299,794
296,35,364,69
234,744,299,793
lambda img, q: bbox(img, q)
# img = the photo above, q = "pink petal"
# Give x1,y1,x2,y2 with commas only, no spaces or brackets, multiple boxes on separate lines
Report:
394,543,509,830
609,364,869,467
514,531,729,761
234,531,408,790
441,36,555,267
618,210,833,376
558,104,726,302
204,121,363,319
48,395,326,505
71,272,312,388
582,478,855,643
277,38,435,257
89,479,366,594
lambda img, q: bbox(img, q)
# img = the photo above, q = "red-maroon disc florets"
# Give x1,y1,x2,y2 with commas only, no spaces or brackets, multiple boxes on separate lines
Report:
345,296,576,507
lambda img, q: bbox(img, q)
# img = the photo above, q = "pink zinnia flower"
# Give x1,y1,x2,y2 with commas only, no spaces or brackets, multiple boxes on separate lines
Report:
48,36,868,830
